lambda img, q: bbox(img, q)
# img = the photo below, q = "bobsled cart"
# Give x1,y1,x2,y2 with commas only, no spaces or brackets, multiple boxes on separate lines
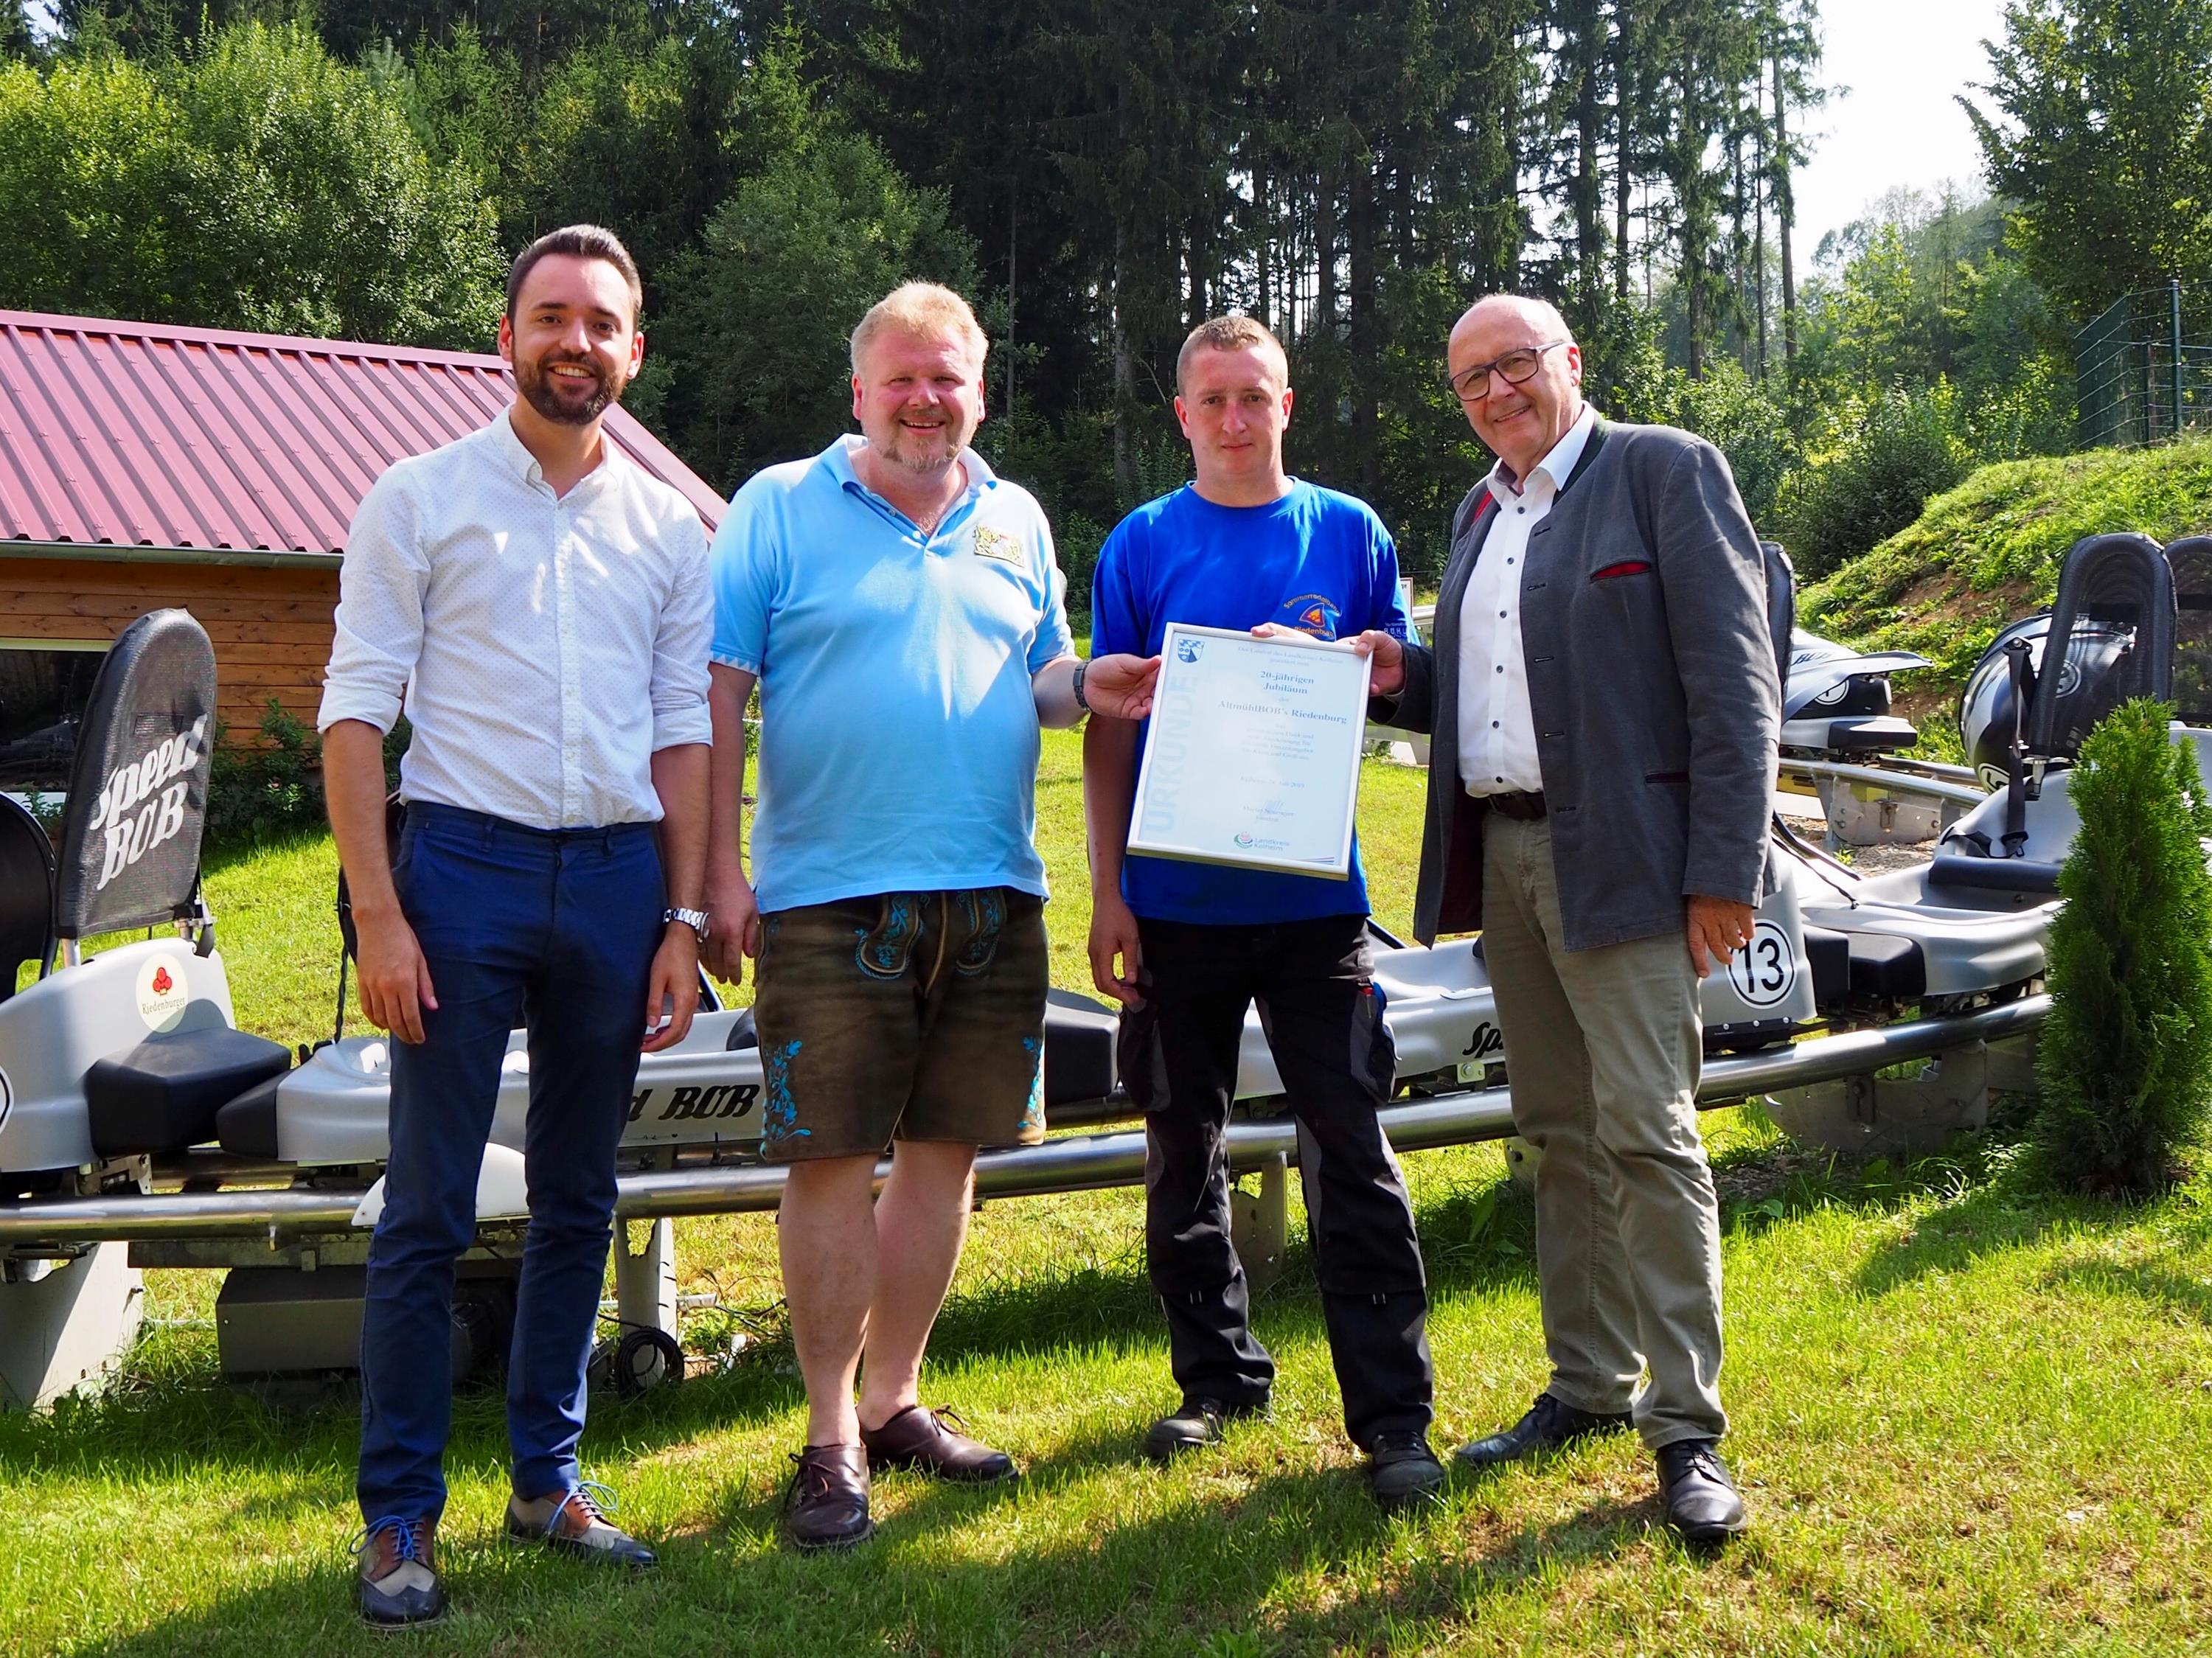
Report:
0,528,2203,1403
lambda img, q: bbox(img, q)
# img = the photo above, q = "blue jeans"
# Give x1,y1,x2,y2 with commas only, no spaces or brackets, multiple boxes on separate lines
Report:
357,804,664,1524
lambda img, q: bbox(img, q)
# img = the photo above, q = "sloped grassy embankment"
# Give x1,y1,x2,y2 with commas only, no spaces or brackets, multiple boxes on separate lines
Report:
1798,435,2212,739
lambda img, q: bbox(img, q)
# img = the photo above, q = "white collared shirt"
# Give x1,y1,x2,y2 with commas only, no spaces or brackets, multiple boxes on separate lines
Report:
1455,403,1597,797
318,412,713,830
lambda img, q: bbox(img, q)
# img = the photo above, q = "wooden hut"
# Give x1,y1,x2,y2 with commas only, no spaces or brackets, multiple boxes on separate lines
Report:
0,310,724,785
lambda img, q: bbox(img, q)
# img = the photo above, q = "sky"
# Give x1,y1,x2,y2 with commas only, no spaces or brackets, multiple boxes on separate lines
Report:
1790,0,2015,259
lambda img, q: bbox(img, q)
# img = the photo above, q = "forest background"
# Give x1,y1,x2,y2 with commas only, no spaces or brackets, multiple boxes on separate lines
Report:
0,0,2189,610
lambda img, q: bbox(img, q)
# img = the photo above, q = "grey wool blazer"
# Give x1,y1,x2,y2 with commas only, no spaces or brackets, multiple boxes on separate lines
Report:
1377,417,1779,950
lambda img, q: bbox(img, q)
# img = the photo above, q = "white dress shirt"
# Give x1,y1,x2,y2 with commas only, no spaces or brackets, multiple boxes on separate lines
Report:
319,412,713,830
1456,404,1598,797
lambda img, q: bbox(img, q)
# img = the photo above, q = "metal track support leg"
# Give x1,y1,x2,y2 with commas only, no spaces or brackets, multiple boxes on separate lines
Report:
613,1216,678,1340
1230,1152,1288,1295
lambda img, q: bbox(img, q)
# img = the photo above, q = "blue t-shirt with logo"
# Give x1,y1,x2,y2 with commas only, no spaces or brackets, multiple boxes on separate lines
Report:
1091,480,1409,925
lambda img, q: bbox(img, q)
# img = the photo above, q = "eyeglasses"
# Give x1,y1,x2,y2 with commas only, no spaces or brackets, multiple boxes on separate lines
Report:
1448,341,1568,401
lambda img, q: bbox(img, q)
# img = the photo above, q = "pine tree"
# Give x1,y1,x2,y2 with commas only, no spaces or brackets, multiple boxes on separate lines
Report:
2037,700,2212,1196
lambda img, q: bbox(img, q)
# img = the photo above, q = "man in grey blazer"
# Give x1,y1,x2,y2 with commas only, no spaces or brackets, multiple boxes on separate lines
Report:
1363,294,1775,1543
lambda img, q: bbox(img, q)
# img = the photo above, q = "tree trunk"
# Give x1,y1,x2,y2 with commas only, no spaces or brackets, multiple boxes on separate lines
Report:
1774,49,1798,366
1113,209,1135,505
1753,119,1768,380
1348,153,1380,499
1612,0,1635,304
1568,0,1604,314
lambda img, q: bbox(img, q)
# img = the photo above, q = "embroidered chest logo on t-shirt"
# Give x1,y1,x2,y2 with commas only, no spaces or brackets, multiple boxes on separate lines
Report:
972,525,1023,565
1276,593,1343,639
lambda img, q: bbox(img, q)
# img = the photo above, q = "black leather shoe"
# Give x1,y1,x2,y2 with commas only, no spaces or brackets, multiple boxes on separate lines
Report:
1366,1430,1447,1513
1453,1392,1632,1471
784,1444,874,1552
352,1515,444,1629
1658,1439,1746,1544
506,1480,657,1570
1141,1395,1268,1464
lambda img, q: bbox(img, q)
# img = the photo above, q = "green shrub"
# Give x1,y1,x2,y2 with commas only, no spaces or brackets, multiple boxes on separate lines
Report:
2037,699,2212,1196
1056,510,1108,629
1614,358,1795,529
1784,383,1972,579
204,703,408,849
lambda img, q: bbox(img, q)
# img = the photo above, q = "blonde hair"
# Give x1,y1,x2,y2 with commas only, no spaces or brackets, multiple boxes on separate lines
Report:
849,282,989,374
1177,315,1289,394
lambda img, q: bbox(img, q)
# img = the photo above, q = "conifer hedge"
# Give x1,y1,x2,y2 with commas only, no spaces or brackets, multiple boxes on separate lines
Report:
2037,699,2212,1195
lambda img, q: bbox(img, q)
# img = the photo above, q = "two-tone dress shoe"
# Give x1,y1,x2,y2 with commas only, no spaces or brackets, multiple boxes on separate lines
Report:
353,1514,443,1630
860,1404,1018,1483
506,1480,658,1570
1658,1438,1747,1544
784,1443,874,1552
1141,1394,1270,1464
1366,1430,1448,1513
1453,1391,1633,1471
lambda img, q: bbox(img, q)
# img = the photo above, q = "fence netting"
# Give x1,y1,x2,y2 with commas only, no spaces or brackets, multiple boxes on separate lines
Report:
2076,282,2212,450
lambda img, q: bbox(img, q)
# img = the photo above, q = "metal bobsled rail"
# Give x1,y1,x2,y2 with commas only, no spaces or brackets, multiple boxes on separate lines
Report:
1782,757,1992,809
0,995,2048,1247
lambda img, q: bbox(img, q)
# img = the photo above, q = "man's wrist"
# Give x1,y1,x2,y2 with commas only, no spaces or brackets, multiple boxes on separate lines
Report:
663,906,710,943
349,891,403,926
1071,658,1092,715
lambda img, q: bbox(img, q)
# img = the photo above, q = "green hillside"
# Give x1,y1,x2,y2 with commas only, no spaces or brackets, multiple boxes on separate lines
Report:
1798,436,2212,720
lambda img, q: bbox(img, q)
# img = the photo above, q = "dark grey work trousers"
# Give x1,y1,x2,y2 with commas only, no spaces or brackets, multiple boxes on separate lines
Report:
1118,913,1433,1450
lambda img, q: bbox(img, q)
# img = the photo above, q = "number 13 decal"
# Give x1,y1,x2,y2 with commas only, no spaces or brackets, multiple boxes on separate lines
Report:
1725,919,1796,1008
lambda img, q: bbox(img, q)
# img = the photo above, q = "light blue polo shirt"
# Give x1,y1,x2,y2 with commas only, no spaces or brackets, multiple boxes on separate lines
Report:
710,435,1074,913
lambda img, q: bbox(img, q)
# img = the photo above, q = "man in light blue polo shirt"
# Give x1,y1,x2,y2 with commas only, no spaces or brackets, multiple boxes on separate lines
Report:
703,282,1156,1552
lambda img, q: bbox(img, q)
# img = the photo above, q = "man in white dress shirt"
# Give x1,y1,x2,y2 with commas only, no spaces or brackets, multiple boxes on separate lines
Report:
319,226,711,1627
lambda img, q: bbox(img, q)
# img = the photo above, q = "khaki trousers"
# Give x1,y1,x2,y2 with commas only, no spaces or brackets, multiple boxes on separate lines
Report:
1479,812,1728,1448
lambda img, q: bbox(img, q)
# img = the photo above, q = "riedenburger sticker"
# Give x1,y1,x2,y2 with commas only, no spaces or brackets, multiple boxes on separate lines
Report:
136,950,191,1033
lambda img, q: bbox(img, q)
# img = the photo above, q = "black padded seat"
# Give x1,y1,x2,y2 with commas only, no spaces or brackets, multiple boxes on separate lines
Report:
1044,987,1118,1107
0,794,55,1001
213,1070,285,1159
1929,852,2063,895
1801,924,1850,1009
1845,933,1925,1001
1819,716,1919,753
87,1025,291,1156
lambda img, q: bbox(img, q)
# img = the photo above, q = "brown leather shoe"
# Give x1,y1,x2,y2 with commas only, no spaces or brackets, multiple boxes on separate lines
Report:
860,1404,1018,1483
353,1515,444,1629
784,1444,874,1552
506,1480,657,1570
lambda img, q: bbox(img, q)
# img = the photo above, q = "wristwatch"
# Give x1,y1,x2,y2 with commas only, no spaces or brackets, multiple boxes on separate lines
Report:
663,906,710,943
1072,658,1093,716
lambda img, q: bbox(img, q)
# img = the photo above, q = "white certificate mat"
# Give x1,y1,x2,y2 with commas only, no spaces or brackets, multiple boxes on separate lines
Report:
1127,624,1372,878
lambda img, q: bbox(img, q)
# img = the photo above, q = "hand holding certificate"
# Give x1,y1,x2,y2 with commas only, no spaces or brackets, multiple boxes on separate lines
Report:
1127,623,1371,878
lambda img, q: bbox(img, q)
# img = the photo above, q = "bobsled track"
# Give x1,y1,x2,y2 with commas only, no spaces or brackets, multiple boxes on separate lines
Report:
0,982,2051,1247
35,516,2212,1403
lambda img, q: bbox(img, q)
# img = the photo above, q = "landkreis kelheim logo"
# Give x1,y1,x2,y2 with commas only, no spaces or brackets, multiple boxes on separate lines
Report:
1175,637,1204,663
1234,832,1256,848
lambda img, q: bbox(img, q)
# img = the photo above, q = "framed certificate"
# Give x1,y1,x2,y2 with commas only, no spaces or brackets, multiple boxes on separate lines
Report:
1127,623,1372,878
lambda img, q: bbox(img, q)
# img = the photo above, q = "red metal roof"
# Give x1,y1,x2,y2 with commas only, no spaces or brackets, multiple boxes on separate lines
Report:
0,309,725,557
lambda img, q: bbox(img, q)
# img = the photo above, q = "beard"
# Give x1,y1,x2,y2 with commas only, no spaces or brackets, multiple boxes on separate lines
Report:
876,411,969,475
518,350,625,426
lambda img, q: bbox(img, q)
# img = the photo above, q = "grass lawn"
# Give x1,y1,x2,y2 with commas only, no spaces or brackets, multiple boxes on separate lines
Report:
6,733,2212,1654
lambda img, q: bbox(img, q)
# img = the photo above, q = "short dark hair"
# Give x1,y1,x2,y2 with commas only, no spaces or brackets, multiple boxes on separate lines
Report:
505,225,644,327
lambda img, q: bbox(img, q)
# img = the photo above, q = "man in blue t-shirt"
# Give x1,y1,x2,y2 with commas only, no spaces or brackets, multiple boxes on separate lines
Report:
1084,316,1444,1511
